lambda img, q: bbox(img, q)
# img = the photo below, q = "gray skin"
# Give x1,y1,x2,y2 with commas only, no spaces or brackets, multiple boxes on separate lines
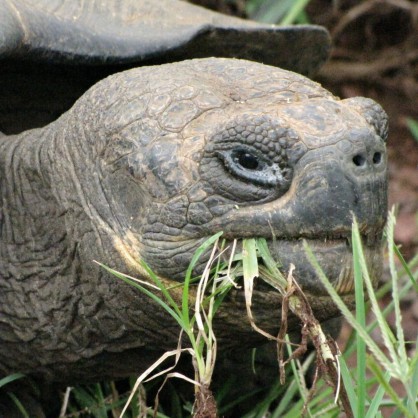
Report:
0,58,388,390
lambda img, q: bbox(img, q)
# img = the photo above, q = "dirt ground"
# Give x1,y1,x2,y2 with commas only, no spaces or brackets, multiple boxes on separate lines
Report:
192,0,418,381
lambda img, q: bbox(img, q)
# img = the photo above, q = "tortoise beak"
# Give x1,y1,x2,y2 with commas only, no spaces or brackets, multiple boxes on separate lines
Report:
263,232,384,297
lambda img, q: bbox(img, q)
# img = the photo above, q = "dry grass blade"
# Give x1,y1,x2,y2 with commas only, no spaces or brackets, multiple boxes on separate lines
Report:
224,239,240,288
120,344,194,417
241,238,353,417
107,234,231,418
59,387,72,418
194,242,219,343
282,266,350,416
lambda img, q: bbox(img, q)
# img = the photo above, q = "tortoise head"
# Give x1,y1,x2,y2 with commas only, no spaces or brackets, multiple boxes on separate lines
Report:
60,58,387,330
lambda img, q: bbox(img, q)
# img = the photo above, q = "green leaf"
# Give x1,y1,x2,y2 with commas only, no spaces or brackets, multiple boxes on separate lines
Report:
365,371,390,418
339,356,357,413
7,392,30,418
0,373,25,389
352,225,367,417
406,118,418,143
386,210,408,371
393,244,418,291
255,238,287,289
303,241,394,374
242,238,259,307
367,356,413,418
98,262,183,328
352,218,400,375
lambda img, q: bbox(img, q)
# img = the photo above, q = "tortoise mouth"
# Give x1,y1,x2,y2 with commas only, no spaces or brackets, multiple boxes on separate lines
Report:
213,233,382,343
224,231,384,297
265,235,383,296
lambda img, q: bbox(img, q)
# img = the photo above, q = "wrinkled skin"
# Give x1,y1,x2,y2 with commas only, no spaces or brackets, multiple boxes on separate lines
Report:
0,58,387,403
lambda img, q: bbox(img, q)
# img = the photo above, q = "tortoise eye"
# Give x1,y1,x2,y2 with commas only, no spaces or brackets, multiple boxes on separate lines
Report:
217,147,286,187
233,150,260,170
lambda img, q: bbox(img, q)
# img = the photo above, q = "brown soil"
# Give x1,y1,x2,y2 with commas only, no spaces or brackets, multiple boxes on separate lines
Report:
193,385,219,418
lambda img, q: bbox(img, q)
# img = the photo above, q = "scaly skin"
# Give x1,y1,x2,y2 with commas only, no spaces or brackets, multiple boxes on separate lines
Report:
0,58,388,386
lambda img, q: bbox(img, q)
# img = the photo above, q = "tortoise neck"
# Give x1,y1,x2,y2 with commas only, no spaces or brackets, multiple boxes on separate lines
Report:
0,127,67,278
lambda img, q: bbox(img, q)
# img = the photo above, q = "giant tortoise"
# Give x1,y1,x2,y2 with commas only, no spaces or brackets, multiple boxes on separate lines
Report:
0,0,388,415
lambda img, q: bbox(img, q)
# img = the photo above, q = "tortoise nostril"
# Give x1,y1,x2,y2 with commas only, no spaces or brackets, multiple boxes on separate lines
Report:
352,154,366,167
373,152,382,164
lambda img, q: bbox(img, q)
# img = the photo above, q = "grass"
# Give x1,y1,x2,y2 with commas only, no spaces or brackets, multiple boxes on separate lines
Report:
57,210,416,417
246,0,311,24
0,373,30,418
2,212,417,417
95,232,234,417
303,209,418,417
406,118,418,144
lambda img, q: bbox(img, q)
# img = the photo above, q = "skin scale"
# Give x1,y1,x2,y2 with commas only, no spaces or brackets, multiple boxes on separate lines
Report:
0,58,388,387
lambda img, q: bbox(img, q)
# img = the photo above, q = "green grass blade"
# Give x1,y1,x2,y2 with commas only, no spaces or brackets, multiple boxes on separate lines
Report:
248,0,310,25
367,356,413,418
7,392,29,418
303,241,394,374
242,238,259,306
282,339,314,417
393,245,418,291
283,400,307,418
211,282,234,315
408,340,418,413
352,218,400,374
93,383,107,416
271,380,300,417
339,356,357,413
344,278,414,359
386,210,408,370
140,260,183,317
406,118,418,143
280,0,311,25
97,262,183,327
72,387,96,415
243,238,259,281
365,371,390,418
255,238,287,289
352,226,367,417
294,9,310,24
248,0,294,23
0,373,25,388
